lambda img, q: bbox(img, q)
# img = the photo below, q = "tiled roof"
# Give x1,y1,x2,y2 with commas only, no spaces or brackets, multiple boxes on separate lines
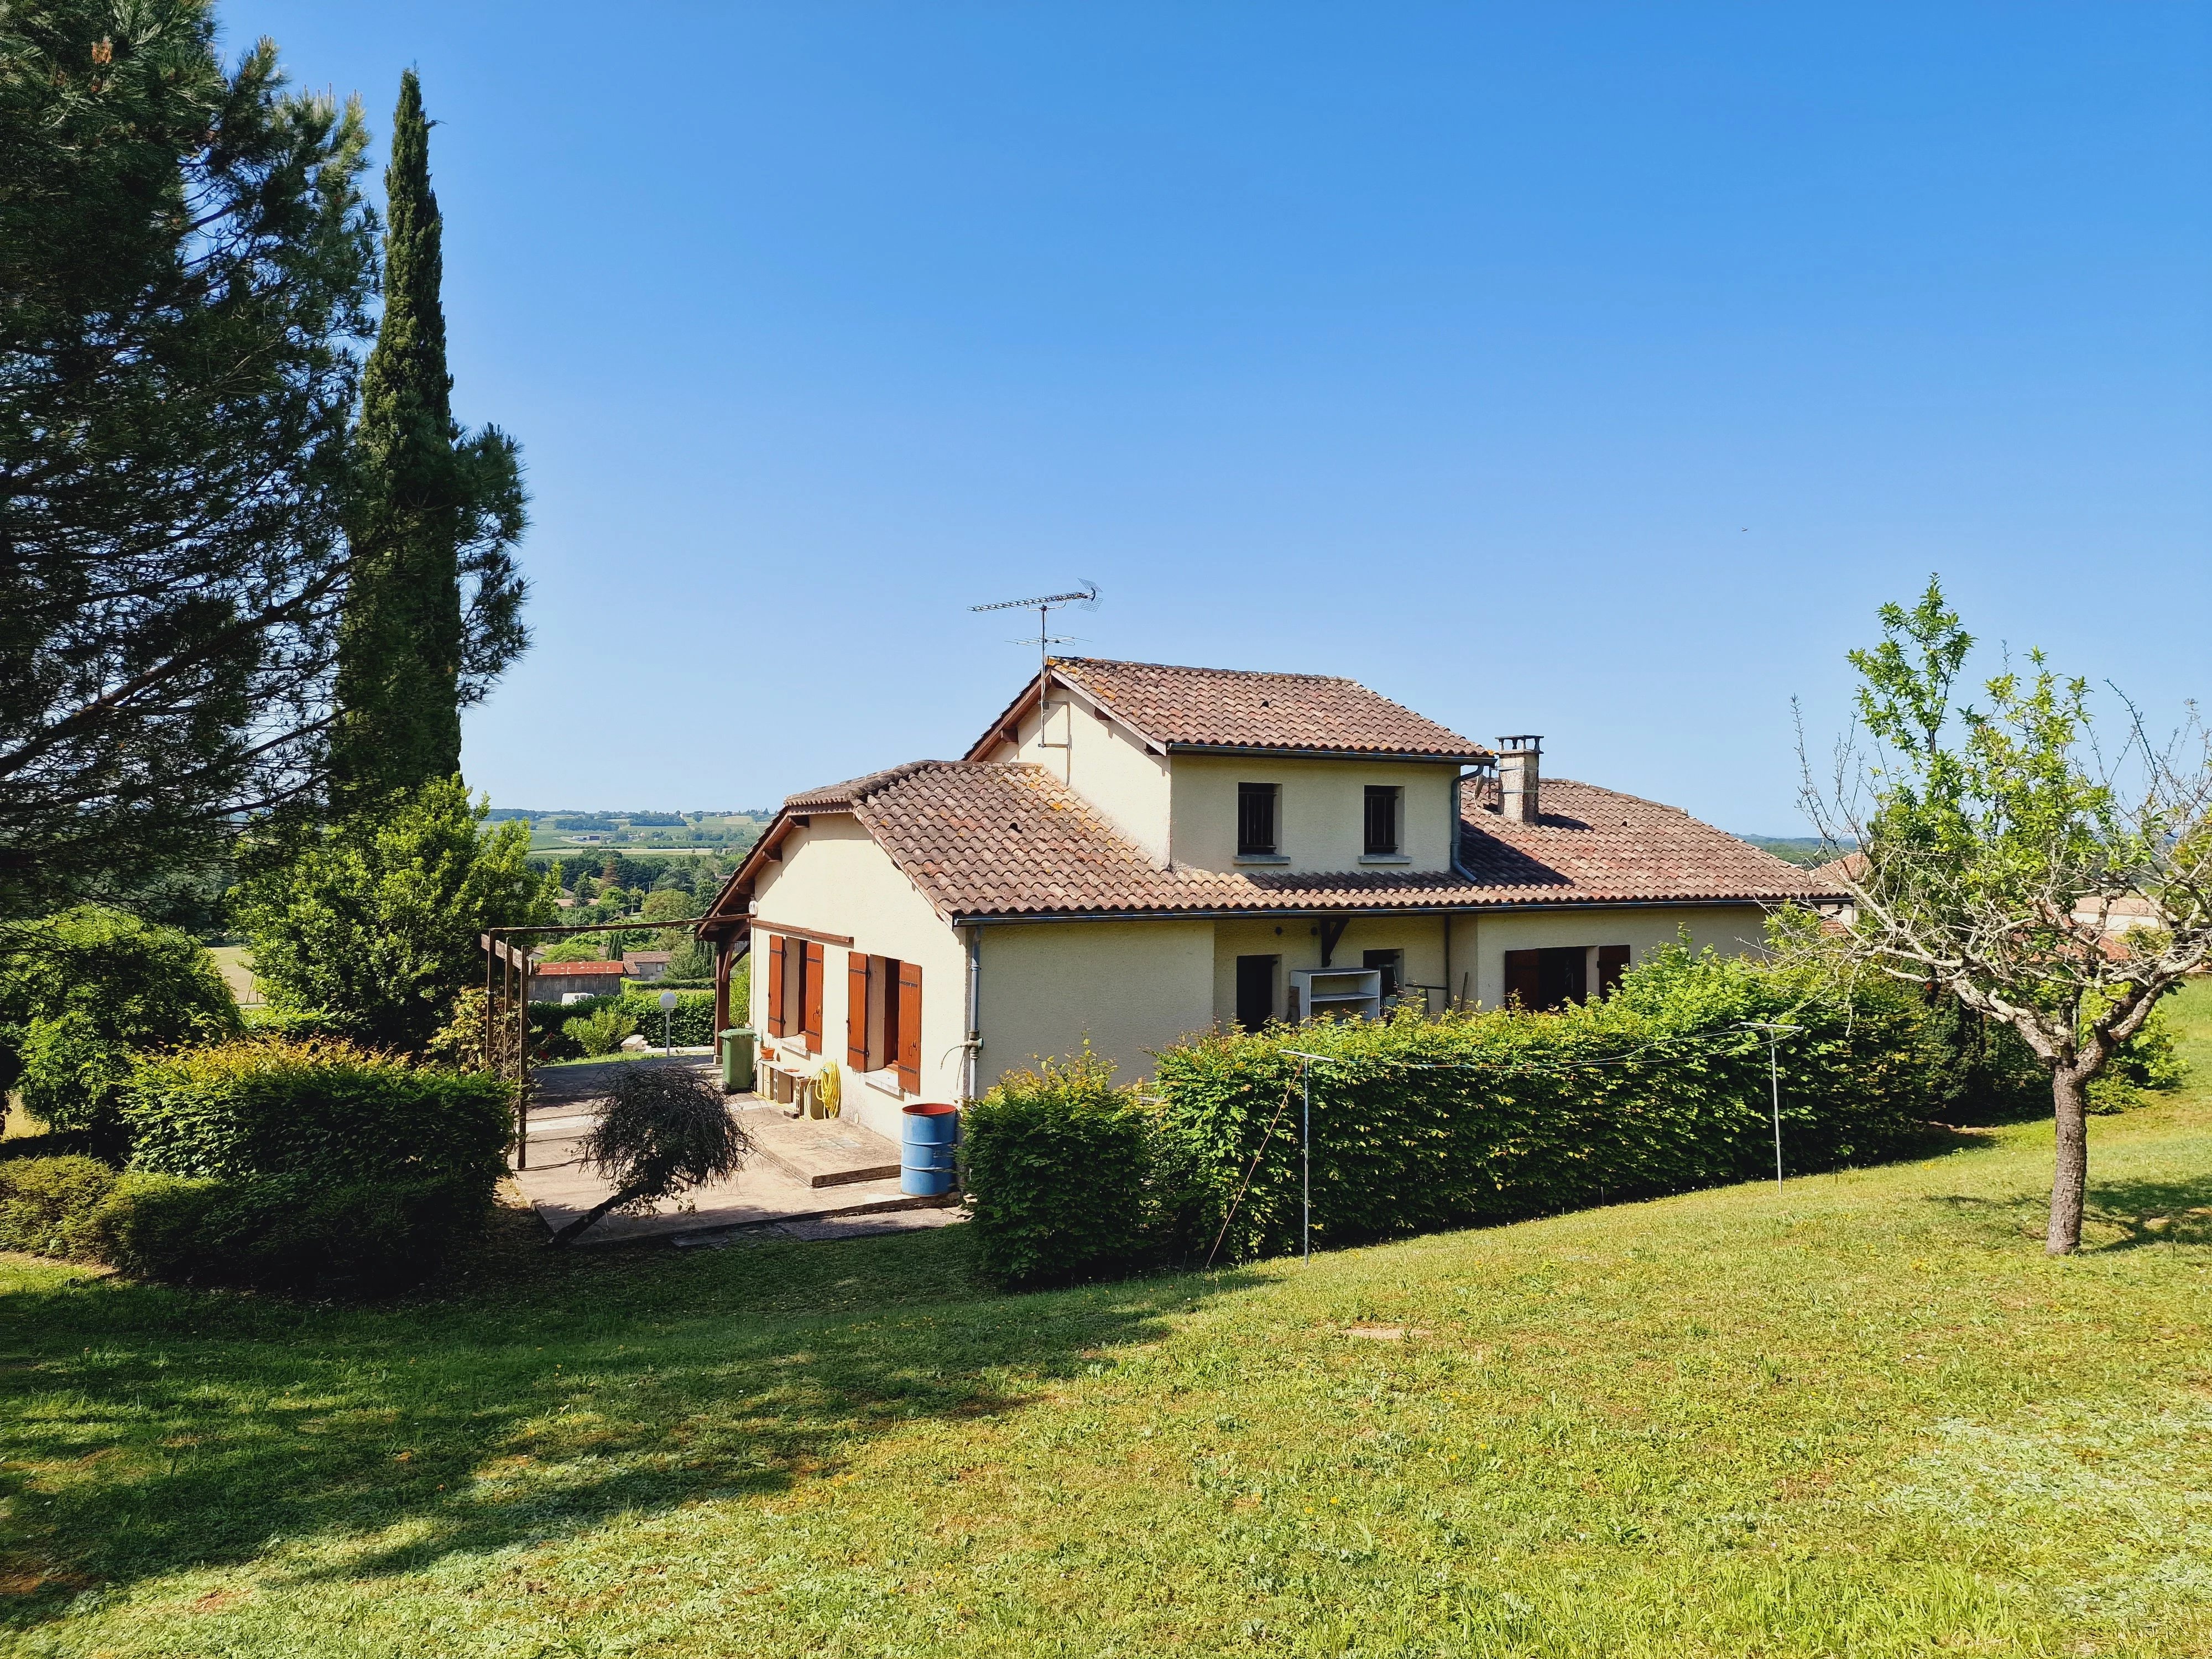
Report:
1455,776,1844,906
974,658,1490,761
784,761,1839,921
534,959,625,975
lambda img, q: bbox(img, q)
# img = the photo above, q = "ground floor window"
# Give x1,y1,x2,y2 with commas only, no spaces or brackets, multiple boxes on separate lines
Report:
1504,945,1632,1010
847,951,922,1092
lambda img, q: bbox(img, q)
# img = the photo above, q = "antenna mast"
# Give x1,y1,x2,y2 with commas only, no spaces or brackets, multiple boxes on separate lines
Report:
969,581,1102,685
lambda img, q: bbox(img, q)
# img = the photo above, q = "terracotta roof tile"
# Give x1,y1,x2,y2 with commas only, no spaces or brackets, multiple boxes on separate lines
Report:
979,658,1490,761
534,959,625,975
794,761,1840,920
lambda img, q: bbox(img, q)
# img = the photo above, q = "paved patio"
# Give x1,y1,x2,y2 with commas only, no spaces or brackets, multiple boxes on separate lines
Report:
513,1056,961,1246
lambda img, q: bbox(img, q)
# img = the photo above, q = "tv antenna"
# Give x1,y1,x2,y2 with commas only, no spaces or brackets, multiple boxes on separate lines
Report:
970,580,1102,681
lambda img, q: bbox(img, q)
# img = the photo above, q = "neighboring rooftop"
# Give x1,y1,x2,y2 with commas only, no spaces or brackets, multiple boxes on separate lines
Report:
534,959,626,976
968,658,1492,763
733,760,1839,924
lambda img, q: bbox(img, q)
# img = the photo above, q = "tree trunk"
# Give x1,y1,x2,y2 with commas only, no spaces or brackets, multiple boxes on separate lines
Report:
546,1177,651,1248
2047,1066,2091,1256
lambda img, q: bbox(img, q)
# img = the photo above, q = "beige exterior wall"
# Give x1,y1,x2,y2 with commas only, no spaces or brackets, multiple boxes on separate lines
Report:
974,920,1215,1088
1443,904,1772,1010
1209,913,1452,1025
984,688,1173,864
747,813,971,1142
1167,754,1462,874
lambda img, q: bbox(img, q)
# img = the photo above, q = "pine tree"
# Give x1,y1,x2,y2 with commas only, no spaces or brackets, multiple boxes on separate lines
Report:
330,70,527,807
0,2,377,919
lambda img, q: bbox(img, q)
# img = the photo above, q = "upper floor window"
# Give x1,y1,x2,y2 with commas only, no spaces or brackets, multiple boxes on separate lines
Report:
1237,782,1277,855
1364,785,1400,855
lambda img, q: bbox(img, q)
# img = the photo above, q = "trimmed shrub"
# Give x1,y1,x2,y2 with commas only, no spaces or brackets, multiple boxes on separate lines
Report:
241,1007,353,1041
122,1038,510,1195
564,1006,637,1057
619,989,716,1046
959,941,1948,1286
0,1156,119,1260
963,1053,1159,1290
0,905,241,1142
97,1171,486,1296
1153,943,1937,1264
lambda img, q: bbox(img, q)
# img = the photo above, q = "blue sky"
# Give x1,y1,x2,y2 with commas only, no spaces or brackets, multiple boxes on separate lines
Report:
230,3,2212,831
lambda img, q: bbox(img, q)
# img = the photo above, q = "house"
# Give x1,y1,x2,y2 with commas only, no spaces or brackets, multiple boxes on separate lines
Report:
697,659,1839,1143
530,959,626,1002
622,951,673,982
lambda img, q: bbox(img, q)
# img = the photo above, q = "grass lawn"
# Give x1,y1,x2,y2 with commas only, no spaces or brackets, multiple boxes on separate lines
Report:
3,990,2209,1656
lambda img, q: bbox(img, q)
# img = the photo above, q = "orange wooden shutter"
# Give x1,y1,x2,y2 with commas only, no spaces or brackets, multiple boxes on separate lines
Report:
766,935,786,1035
895,960,922,1093
847,952,871,1069
802,941,825,1053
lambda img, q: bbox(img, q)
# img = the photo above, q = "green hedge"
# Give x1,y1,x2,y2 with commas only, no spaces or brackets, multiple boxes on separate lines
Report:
962,1055,1155,1289
0,1155,487,1295
123,1038,510,1193
963,942,1943,1287
529,990,717,1058
99,1171,487,1296
0,1155,118,1260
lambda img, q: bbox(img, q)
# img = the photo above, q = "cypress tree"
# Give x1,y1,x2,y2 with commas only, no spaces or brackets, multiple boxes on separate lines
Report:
330,70,527,807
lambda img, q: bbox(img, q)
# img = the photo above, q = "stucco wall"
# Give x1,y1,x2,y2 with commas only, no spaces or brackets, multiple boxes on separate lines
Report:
987,688,1173,864
1209,914,1453,1024
747,813,969,1140
1443,905,1772,1010
1168,754,1462,874
973,919,1214,1088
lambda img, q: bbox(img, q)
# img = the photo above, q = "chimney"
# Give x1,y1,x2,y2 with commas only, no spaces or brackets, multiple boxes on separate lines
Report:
1496,735,1542,823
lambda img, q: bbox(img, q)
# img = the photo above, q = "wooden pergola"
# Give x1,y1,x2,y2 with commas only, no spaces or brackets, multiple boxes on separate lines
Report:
476,914,749,1167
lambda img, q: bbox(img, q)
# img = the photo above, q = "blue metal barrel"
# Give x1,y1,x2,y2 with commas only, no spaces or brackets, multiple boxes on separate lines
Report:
900,1103,959,1197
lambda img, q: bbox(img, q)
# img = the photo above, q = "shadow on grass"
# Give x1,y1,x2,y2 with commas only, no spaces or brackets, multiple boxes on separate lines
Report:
1927,1170,2212,1251
0,1215,1259,1626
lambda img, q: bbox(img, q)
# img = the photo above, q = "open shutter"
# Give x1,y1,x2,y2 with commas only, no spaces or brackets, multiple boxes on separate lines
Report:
802,941,825,1053
1596,945,1630,999
847,952,872,1070
766,935,786,1036
1503,949,1541,1010
896,960,922,1094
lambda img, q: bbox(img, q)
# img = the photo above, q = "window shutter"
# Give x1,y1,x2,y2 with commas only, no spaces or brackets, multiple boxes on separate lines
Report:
896,960,922,1093
1503,948,1542,1010
847,952,871,1070
766,935,786,1035
803,941,825,1053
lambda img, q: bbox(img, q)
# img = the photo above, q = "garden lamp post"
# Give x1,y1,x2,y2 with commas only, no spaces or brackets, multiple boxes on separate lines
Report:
660,989,677,1056
1740,1022,1802,1191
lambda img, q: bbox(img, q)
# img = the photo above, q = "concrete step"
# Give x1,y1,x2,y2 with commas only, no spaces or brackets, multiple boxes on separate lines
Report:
740,1110,903,1189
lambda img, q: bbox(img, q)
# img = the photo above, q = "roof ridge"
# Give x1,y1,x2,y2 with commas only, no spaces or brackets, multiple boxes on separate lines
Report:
1055,656,1359,685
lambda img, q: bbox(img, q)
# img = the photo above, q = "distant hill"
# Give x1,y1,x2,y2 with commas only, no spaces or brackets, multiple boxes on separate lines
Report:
1735,835,1846,869
491,808,768,853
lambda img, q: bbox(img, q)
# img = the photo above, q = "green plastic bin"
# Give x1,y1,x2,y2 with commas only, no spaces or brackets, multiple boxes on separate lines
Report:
718,1026,757,1094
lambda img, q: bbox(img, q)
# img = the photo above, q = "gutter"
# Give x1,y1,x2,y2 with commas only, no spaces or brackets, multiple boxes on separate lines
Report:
1164,743,1490,766
948,896,1811,927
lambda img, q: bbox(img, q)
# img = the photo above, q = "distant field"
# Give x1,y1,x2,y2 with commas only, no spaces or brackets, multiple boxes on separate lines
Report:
206,943,263,1006
500,810,766,854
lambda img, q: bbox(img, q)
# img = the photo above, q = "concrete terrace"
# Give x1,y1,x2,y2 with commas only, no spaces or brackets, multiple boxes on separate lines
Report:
514,1055,962,1246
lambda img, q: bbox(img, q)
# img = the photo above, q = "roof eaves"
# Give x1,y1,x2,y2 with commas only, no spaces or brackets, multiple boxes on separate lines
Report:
1165,741,1494,764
